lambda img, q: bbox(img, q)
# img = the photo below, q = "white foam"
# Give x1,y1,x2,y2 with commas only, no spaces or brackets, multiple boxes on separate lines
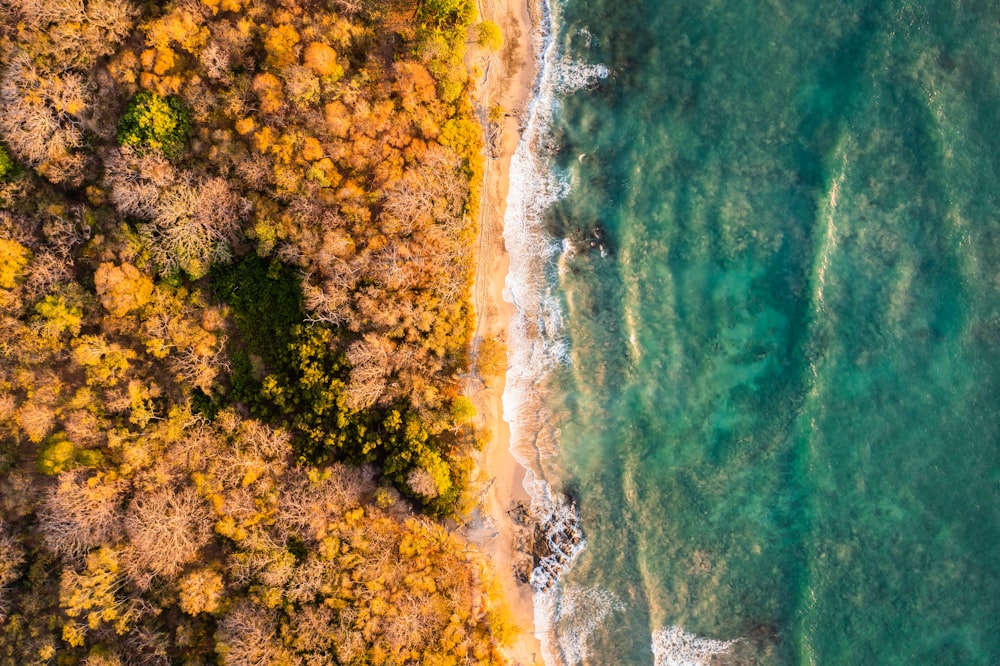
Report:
500,0,611,662
524,476,586,592
651,626,739,666
814,147,847,308
502,0,606,471
537,584,625,665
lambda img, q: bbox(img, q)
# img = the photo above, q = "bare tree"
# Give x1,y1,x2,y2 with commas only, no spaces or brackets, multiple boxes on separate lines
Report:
123,484,213,583
0,520,24,622
105,156,250,277
37,470,126,562
0,51,88,185
379,143,468,236
273,464,374,543
167,333,230,394
215,600,296,666
344,333,396,410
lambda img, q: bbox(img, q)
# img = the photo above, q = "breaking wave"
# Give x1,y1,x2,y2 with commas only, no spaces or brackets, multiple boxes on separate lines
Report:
500,0,610,663
651,626,739,666
537,584,625,665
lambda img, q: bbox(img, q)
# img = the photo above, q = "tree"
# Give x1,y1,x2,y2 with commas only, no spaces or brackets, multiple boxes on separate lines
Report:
0,144,15,181
475,336,506,379
59,546,139,647
303,42,342,78
143,178,247,278
73,335,135,387
475,21,503,51
0,51,90,185
344,333,395,410
263,24,300,68
451,396,476,424
419,0,477,30
406,450,452,499
178,568,225,615
0,239,31,290
215,600,295,666
117,92,190,156
37,471,126,561
94,263,154,318
123,485,213,584
0,520,24,622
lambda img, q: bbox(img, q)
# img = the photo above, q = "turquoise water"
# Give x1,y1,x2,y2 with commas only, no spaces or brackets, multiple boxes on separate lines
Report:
505,0,1000,663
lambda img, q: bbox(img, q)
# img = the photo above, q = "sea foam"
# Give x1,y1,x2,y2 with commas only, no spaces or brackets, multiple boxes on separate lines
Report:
500,0,611,662
536,584,625,665
650,626,739,666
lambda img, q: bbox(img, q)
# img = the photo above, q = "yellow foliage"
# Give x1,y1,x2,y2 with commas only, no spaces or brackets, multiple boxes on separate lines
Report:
72,336,135,386
216,515,248,541
60,547,136,641
62,621,86,648
252,72,284,114
323,101,351,138
264,24,300,68
152,47,177,76
17,401,56,444
201,0,243,13
179,568,225,615
303,41,342,77
94,263,154,317
0,238,31,289
145,9,209,55
302,136,324,162
253,126,276,153
34,294,83,339
235,117,255,135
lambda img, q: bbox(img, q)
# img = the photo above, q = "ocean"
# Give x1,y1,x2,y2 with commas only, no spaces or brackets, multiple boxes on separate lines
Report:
501,0,1000,664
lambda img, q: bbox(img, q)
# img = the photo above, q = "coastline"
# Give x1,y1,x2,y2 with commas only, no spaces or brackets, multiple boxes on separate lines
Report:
467,0,543,663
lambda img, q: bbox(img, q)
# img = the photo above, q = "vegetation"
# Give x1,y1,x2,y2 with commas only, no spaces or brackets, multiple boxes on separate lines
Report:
117,92,191,156
0,0,510,662
476,21,504,52
0,144,14,181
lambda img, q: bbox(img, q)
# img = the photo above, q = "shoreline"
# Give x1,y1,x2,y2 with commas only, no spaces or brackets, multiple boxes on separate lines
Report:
467,0,544,663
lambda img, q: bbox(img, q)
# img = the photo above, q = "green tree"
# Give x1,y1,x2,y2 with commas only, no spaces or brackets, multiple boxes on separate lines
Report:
0,143,15,181
117,92,190,156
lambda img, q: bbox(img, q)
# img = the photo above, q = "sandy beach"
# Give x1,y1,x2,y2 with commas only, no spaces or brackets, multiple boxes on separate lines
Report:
467,0,543,663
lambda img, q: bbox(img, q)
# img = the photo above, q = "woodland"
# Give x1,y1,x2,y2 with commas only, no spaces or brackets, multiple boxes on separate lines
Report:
0,0,514,663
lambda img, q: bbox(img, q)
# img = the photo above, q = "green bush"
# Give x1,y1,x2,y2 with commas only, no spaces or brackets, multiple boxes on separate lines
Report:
37,434,102,475
0,143,16,181
211,254,303,401
117,92,191,156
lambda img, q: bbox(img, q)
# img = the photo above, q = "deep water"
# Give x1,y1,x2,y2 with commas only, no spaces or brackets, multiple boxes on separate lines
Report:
508,0,1000,663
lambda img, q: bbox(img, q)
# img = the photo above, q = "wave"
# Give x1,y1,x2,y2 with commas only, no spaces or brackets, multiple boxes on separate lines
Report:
537,584,625,665
500,0,609,662
650,626,739,666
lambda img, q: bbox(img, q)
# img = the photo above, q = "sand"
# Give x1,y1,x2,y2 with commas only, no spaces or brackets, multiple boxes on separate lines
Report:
465,0,544,663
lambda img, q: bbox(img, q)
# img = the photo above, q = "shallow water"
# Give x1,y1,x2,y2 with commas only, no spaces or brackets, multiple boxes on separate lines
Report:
503,0,1000,663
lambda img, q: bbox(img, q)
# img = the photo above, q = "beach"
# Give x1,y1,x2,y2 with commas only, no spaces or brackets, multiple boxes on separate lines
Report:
467,0,544,663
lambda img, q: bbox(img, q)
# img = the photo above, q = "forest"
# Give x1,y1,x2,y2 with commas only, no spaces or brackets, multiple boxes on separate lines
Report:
0,0,513,663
